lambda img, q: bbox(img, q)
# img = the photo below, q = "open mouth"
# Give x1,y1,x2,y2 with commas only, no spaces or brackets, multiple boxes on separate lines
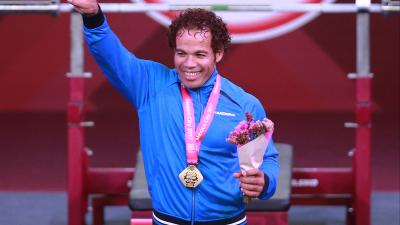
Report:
184,71,200,80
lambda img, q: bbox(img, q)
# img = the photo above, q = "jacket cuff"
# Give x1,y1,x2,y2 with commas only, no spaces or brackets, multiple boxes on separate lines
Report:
262,173,270,194
82,6,105,29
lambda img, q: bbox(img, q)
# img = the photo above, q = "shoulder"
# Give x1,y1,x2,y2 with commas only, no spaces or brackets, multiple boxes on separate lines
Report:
142,59,173,74
142,60,179,87
220,76,266,119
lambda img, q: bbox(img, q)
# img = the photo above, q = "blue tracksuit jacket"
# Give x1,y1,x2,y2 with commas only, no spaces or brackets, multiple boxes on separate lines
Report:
84,17,279,222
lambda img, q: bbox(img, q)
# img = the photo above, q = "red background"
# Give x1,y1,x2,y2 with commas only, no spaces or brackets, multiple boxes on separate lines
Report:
1,6,398,113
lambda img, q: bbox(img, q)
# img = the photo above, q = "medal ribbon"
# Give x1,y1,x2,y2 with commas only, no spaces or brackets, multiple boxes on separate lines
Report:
180,75,221,165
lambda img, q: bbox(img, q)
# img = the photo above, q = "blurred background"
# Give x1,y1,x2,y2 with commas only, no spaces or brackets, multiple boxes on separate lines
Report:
0,0,398,224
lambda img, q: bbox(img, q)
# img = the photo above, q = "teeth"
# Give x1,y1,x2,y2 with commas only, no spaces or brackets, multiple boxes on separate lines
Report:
185,72,199,76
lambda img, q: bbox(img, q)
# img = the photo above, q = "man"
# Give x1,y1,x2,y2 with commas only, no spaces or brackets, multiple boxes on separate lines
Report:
68,1,279,224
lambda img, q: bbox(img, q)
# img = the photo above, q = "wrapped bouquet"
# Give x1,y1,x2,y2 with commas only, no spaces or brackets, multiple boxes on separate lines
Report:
227,112,274,203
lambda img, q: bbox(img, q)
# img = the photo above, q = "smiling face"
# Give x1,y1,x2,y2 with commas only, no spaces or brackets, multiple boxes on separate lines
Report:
174,28,223,89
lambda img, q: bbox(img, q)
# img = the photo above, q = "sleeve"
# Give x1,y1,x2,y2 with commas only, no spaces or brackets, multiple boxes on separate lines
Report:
246,96,280,200
83,10,172,111
258,139,279,200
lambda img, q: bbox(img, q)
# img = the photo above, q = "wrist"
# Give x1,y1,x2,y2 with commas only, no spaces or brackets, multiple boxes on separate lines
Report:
82,3,99,16
82,5,104,29
261,173,269,193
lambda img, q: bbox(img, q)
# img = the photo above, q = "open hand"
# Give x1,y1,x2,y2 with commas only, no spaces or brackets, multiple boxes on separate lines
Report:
67,0,99,15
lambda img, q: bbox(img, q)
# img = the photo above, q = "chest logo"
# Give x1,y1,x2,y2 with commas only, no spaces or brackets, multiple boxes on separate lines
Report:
215,111,236,117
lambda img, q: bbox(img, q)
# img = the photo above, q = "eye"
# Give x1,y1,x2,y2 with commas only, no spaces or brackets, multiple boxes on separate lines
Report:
176,51,186,57
196,53,206,58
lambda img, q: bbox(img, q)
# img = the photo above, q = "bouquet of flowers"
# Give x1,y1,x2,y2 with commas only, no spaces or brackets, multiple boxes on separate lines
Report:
227,112,274,203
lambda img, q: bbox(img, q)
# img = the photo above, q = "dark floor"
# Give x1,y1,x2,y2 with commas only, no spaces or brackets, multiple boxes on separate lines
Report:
0,191,398,225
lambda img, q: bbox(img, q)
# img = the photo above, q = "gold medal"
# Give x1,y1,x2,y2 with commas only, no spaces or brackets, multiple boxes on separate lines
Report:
179,165,203,188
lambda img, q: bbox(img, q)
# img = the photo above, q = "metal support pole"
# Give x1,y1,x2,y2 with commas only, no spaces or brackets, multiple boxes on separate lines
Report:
67,11,86,225
354,8,372,225
0,3,388,14
70,12,84,75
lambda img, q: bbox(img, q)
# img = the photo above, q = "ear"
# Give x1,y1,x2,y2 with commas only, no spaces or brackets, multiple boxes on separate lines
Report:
215,50,224,63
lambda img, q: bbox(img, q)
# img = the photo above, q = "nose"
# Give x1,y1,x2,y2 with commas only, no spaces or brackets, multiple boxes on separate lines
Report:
183,55,196,68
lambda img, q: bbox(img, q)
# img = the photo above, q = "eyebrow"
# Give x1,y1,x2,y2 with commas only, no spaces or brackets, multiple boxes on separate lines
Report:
175,49,209,55
194,50,209,54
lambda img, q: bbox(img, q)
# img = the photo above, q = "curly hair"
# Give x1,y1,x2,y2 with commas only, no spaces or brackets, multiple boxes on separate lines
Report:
168,8,231,54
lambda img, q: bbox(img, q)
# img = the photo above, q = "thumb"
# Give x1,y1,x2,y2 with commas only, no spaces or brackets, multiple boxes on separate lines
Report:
233,172,242,178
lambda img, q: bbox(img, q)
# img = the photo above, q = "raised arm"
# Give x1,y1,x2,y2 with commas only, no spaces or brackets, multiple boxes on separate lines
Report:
67,0,173,110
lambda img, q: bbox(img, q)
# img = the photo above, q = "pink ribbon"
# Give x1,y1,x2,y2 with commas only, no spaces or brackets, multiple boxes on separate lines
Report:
180,75,221,164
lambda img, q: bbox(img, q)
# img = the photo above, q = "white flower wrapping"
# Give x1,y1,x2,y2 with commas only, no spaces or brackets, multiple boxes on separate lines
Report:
237,131,273,172
226,114,274,203
237,130,273,203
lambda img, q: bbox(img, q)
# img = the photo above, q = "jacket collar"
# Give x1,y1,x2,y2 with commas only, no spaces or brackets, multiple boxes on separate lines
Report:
201,69,218,89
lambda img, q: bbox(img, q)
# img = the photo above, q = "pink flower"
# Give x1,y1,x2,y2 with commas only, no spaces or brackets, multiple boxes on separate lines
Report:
227,112,275,146
236,121,248,132
245,112,253,123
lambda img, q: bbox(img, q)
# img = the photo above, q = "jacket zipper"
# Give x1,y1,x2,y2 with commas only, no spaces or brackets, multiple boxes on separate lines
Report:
191,89,204,224
191,189,196,225
197,89,204,117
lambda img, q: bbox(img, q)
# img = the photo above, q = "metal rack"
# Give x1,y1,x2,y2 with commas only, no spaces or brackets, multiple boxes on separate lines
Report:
1,2,399,13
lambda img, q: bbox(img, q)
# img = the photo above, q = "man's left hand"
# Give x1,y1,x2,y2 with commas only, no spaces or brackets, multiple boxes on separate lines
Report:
233,168,265,198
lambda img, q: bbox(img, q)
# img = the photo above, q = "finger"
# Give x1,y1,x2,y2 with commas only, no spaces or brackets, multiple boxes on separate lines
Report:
240,176,264,186
240,182,263,192
244,168,263,177
242,188,262,197
233,172,242,178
